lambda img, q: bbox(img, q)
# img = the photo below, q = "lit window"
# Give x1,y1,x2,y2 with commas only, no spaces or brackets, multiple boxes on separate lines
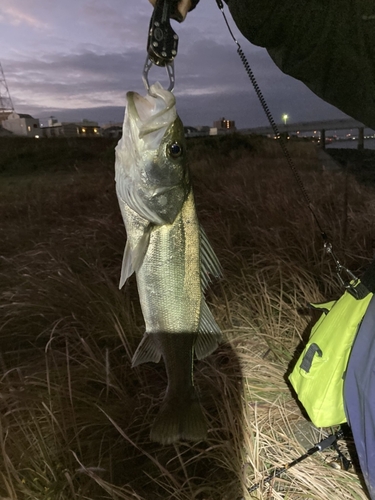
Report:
82,128,86,133
27,126,31,131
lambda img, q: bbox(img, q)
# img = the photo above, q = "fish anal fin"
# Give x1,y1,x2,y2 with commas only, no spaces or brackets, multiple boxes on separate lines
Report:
119,227,152,290
195,300,222,360
132,333,161,367
150,389,207,445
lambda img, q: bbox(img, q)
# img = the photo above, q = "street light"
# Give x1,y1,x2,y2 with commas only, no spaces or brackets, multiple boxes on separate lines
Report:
282,114,288,125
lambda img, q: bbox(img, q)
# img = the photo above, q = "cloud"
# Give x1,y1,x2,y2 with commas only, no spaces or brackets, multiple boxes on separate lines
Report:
35,106,126,125
176,87,349,129
2,25,348,129
169,38,349,127
4,49,147,110
0,4,48,29
80,0,151,48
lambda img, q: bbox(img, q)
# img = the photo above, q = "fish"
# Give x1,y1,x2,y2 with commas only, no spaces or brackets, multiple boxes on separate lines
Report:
115,82,222,445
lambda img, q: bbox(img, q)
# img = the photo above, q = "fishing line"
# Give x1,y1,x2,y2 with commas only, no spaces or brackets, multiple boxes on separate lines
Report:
215,0,361,291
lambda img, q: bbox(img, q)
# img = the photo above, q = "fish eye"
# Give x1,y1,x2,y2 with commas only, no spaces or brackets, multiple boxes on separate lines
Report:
168,142,183,158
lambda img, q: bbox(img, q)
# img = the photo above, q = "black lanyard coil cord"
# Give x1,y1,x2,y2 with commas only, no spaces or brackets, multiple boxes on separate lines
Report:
215,0,362,295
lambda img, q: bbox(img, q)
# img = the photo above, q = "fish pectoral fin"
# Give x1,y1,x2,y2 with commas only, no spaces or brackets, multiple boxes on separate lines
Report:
131,333,161,367
119,240,134,289
200,225,223,291
119,227,152,290
195,300,222,360
132,225,152,272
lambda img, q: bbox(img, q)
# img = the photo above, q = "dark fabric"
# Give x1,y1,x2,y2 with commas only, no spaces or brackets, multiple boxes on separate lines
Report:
224,0,375,129
362,259,375,294
344,295,375,499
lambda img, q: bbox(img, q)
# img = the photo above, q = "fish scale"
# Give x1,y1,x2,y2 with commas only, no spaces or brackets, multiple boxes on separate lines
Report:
137,189,201,333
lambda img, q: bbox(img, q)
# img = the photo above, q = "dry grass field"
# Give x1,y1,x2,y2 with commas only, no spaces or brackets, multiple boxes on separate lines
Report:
1,135,375,499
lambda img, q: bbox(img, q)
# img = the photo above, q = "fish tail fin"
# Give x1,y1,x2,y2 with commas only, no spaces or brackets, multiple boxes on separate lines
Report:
150,388,207,445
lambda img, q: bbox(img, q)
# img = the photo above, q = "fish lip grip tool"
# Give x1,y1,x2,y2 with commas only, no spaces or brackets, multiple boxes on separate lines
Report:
143,0,179,93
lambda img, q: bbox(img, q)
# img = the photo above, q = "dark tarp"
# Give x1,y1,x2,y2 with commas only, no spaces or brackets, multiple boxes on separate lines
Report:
345,294,375,499
224,0,375,130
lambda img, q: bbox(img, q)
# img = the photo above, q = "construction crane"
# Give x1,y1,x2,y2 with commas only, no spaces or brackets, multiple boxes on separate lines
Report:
0,62,14,121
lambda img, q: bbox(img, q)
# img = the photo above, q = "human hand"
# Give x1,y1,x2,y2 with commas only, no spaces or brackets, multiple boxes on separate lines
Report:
148,0,198,22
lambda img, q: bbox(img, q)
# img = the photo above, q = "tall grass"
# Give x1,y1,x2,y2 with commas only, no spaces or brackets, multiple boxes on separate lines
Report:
1,135,374,499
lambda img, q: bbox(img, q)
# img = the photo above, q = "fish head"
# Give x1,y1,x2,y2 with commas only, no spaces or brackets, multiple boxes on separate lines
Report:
115,83,190,225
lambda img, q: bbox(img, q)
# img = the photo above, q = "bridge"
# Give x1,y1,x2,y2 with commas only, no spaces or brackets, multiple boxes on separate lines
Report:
240,118,371,149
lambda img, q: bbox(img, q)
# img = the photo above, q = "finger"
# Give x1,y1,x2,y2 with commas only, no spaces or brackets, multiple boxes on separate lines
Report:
176,0,193,21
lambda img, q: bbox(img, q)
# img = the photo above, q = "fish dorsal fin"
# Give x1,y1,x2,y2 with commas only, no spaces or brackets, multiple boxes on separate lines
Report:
132,333,161,367
195,299,222,360
119,227,152,289
200,226,223,291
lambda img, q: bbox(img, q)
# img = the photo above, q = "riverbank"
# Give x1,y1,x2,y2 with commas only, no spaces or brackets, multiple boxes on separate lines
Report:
326,147,375,186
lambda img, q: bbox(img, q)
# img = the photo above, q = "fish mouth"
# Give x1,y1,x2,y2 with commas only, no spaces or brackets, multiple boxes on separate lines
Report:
126,83,177,138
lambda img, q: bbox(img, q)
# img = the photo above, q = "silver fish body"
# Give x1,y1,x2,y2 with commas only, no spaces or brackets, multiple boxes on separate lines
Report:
115,83,222,444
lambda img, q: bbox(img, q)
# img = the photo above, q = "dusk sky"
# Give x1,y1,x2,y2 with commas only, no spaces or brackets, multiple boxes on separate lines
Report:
0,0,351,128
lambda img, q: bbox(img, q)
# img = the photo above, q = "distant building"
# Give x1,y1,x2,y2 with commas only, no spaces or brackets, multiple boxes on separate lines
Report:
195,125,210,133
184,125,210,138
184,126,203,137
211,117,236,135
101,123,122,139
0,111,12,124
2,112,41,137
41,118,101,138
